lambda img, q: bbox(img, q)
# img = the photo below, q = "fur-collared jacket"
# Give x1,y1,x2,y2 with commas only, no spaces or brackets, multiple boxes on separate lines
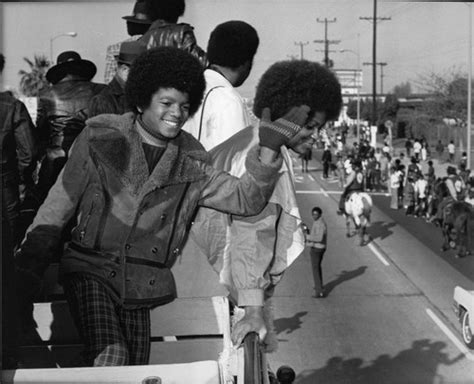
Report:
17,113,282,308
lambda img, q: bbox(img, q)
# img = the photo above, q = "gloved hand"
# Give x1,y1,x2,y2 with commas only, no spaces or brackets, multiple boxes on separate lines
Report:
258,105,311,151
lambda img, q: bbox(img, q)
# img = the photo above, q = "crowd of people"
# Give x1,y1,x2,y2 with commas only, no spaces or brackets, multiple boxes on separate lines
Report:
1,0,344,370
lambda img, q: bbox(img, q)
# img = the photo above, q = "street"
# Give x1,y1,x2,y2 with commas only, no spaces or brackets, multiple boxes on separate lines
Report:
174,151,474,384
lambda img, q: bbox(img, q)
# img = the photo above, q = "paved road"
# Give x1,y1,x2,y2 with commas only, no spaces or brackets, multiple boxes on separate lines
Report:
174,152,474,383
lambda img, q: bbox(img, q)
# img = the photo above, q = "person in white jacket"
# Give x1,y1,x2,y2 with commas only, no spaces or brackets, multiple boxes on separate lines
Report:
185,31,342,349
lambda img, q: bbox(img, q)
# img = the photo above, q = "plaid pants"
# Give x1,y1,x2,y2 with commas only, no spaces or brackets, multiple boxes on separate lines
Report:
64,276,150,366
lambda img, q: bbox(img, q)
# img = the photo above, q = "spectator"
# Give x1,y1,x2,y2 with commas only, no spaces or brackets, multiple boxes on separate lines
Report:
139,0,206,65
405,138,413,157
90,41,146,117
0,53,38,246
398,164,406,207
404,171,416,216
421,142,428,161
306,207,327,298
183,20,259,148
425,159,435,185
16,47,312,366
413,139,422,161
389,165,401,209
447,140,456,163
379,151,390,189
432,165,465,225
435,139,444,160
459,151,467,169
35,51,106,206
335,153,345,188
322,144,332,178
104,1,153,83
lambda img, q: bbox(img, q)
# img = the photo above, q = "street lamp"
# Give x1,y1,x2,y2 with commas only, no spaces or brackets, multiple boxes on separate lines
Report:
340,46,361,142
50,32,77,63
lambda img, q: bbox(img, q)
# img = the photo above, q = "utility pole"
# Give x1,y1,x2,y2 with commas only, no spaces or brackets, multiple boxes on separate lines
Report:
294,41,309,60
363,62,387,94
360,0,391,124
314,18,340,67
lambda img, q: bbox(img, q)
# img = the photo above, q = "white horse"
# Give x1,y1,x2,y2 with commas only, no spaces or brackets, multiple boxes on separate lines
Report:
344,192,373,245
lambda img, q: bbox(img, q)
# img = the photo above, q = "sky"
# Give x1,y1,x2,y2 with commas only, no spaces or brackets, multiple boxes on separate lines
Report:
0,0,473,100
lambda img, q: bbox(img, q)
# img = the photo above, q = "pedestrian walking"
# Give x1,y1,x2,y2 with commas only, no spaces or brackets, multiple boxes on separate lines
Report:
389,166,401,209
306,207,327,298
322,145,332,178
413,139,422,161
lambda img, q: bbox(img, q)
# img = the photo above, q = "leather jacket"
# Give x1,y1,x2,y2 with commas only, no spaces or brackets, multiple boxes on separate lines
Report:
139,20,207,66
37,76,106,154
88,77,131,118
0,91,37,184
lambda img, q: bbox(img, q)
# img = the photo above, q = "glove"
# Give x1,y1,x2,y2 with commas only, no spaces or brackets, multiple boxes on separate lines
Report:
258,105,311,151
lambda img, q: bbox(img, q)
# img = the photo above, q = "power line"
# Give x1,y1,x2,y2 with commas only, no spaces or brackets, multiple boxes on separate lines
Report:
314,18,340,67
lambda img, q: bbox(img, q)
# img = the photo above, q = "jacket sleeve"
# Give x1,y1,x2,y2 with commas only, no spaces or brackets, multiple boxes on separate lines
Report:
198,146,282,216
181,25,207,67
13,99,38,186
16,128,93,278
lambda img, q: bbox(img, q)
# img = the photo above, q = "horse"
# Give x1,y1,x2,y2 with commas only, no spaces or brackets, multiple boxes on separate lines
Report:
344,192,373,246
441,201,474,258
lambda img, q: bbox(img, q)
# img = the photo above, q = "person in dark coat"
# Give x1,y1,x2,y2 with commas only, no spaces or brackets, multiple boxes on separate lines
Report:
35,51,106,206
0,53,38,246
322,145,332,178
89,41,146,117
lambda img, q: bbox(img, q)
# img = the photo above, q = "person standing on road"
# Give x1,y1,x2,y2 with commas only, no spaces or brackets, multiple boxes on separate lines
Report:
306,206,327,298
322,144,332,178
435,140,444,160
448,140,456,163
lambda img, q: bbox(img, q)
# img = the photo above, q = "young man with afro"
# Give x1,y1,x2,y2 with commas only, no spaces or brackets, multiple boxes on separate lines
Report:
189,59,342,346
15,47,312,367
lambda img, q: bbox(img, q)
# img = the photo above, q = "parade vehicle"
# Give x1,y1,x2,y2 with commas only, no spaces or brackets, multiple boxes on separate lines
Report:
453,286,474,349
2,265,295,384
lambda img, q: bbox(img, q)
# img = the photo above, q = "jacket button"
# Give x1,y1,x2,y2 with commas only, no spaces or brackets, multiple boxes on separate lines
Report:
149,279,155,285
109,271,116,278
125,244,131,250
172,248,179,255
151,247,158,254
160,214,167,220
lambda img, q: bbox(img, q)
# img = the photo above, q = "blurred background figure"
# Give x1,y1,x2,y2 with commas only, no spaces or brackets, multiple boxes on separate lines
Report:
34,51,105,208
0,53,38,247
104,0,153,83
139,0,206,65
90,41,146,117
306,206,327,298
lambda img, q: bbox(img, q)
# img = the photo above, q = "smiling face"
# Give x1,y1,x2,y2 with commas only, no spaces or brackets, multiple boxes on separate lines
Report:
141,87,190,139
287,111,326,154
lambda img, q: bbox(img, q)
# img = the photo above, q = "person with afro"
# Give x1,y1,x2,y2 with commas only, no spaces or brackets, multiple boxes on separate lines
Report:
183,20,259,149
189,59,342,346
139,0,206,66
15,47,312,367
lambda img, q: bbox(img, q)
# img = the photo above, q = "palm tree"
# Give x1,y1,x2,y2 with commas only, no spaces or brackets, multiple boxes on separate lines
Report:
18,55,51,97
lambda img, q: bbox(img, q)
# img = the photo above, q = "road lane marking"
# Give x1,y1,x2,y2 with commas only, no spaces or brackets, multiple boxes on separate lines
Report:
368,242,390,266
426,308,474,361
320,188,329,197
308,173,315,182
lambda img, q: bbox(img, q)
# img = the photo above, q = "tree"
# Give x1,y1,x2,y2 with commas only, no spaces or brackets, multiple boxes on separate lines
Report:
392,81,412,98
18,55,51,97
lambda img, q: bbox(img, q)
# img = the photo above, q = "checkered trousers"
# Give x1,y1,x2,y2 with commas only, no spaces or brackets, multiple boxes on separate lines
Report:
63,275,151,366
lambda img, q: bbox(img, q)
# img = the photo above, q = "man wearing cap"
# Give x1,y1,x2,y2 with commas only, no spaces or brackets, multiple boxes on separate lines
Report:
35,51,105,206
90,41,145,117
104,0,152,84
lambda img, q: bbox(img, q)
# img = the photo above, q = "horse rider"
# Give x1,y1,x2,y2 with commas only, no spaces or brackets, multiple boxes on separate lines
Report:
337,158,364,215
432,165,466,225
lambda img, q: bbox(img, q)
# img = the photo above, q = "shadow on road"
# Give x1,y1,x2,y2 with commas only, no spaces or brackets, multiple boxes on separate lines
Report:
294,339,464,384
274,311,308,335
368,220,397,241
323,266,368,296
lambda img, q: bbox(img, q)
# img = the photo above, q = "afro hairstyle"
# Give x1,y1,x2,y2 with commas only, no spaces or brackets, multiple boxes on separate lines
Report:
125,46,205,116
253,60,342,122
207,20,259,68
145,0,185,22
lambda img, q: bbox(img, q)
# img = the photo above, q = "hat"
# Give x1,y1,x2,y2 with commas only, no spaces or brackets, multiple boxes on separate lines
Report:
122,1,152,24
46,51,96,84
116,41,146,66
